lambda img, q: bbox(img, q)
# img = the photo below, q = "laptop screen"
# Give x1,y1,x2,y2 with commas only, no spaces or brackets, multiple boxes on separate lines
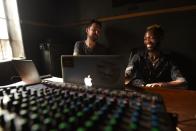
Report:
61,55,126,90
12,60,41,85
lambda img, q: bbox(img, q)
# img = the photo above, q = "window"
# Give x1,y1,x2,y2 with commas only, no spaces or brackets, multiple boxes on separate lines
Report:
0,0,25,62
0,0,12,61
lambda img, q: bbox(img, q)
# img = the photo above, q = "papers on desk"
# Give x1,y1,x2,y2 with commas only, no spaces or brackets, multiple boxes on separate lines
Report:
42,77,63,83
0,81,26,88
0,77,63,89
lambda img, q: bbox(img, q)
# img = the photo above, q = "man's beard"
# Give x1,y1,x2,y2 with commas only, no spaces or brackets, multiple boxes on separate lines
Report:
91,35,98,42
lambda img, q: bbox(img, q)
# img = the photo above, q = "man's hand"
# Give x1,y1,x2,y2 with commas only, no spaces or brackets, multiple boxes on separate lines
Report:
145,82,168,88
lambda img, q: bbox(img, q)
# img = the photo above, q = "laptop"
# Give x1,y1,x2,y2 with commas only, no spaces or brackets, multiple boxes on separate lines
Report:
61,55,127,90
12,60,41,85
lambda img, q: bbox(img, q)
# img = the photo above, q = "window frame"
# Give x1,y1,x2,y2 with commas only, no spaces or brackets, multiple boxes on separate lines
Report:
0,0,25,62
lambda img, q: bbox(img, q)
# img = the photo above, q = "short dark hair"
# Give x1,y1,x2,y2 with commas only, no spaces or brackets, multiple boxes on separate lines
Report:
146,24,164,38
87,19,102,28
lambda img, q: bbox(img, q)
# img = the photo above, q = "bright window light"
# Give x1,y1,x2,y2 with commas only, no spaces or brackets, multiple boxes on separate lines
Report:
0,0,25,62
0,19,9,39
0,0,6,18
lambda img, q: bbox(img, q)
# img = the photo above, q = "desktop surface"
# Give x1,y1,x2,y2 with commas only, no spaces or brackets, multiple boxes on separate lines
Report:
143,88,196,131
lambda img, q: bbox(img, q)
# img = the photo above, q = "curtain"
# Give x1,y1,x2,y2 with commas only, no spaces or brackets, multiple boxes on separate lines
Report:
0,0,25,61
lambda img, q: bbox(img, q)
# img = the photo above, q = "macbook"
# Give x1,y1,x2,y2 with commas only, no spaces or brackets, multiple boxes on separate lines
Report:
12,60,41,85
61,55,127,90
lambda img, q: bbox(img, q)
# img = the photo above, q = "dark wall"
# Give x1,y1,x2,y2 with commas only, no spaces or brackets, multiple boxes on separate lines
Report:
15,0,81,77
17,0,65,75
0,61,19,86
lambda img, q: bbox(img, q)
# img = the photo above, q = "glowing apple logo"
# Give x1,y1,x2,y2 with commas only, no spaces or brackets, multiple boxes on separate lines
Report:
84,75,92,87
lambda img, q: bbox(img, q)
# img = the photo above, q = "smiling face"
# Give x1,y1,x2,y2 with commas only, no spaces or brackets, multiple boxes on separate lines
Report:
144,31,161,51
86,23,102,41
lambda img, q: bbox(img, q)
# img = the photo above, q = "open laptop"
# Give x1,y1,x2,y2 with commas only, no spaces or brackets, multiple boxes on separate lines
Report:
61,55,127,90
12,60,41,85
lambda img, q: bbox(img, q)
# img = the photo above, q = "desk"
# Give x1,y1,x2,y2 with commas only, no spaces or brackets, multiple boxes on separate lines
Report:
145,88,196,131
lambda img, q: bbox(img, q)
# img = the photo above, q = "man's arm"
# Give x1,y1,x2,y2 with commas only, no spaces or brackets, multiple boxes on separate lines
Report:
73,42,80,56
145,79,186,88
125,51,146,87
146,61,187,88
125,50,137,84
